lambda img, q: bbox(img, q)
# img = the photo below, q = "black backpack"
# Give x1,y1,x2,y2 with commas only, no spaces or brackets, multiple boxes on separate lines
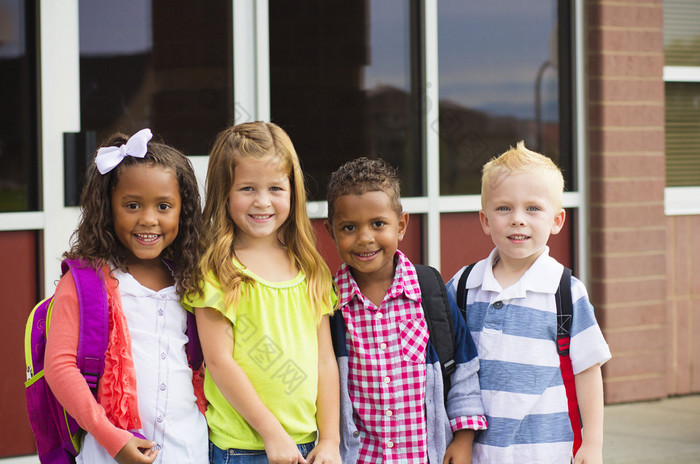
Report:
413,264,458,400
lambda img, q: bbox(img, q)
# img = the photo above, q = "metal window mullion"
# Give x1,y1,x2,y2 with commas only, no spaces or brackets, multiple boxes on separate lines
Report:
424,0,441,270
255,0,270,121
233,0,258,122
40,0,81,295
574,0,589,285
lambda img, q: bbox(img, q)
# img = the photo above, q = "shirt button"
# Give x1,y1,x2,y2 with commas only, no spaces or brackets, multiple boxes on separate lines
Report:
383,376,391,384
387,441,394,448
158,308,164,316
380,343,387,350
493,301,503,309
156,416,163,423
376,312,383,319
154,444,161,450
160,383,166,391
385,410,393,416
352,431,360,438
160,352,166,359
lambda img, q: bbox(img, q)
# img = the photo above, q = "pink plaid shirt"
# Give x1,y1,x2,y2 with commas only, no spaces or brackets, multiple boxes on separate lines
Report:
336,251,487,463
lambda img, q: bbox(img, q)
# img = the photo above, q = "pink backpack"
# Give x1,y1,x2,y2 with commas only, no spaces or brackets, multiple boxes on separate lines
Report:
24,259,202,463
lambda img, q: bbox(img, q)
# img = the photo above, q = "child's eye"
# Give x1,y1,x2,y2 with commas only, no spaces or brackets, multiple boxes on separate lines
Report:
126,203,139,210
240,186,253,192
527,205,541,212
496,206,510,211
372,221,385,228
341,224,356,232
270,186,284,192
157,203,171,211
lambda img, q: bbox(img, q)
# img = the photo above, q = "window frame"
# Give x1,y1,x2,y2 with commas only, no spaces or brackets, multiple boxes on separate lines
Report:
246,0,588,281
663,66,700,216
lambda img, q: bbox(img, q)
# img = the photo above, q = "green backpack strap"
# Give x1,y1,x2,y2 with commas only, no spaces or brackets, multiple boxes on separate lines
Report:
414,264,455,400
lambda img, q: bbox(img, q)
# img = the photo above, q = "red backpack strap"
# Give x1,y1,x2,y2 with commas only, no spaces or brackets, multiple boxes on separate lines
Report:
555,267,582,456
62,259,109,392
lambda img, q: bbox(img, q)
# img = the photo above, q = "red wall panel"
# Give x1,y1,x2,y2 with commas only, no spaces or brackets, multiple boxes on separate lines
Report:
0,231,39,457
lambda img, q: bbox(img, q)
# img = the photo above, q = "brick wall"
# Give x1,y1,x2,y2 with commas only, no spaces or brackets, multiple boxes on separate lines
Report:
586,0,668,403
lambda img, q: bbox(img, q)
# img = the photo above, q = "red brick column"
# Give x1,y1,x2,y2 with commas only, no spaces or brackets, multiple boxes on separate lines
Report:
586,0,667,403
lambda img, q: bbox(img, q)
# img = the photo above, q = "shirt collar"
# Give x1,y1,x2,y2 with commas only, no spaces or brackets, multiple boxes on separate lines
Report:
335,250,421,310
476,247,563,298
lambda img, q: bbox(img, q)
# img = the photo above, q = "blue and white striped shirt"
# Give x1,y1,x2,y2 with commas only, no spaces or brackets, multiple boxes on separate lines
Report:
446,248,611,464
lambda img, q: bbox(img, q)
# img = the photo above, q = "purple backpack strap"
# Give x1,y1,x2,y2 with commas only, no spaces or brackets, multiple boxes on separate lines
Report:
186,311,203,370
61,259,109,391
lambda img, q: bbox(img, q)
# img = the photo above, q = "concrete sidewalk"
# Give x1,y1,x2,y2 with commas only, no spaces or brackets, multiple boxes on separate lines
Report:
603,394,700,463
4,394,700,463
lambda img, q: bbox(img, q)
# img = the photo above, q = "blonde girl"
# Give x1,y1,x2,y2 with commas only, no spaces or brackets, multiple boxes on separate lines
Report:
186,122,339,464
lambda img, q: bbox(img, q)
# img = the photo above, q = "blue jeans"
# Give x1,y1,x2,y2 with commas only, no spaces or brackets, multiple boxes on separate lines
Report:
209,441,315,464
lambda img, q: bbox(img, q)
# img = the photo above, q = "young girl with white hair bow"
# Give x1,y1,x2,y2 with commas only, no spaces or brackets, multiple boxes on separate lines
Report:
44,129,208,463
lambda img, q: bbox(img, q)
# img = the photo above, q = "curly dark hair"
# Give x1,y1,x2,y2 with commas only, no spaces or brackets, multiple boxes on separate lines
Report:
64,131,204,299
326,156,403,222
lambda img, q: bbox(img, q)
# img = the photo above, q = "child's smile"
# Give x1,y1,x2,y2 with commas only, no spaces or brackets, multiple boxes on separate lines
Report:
326,190,408,285
111,164,181,266
480,171,564,269
228,156,291,246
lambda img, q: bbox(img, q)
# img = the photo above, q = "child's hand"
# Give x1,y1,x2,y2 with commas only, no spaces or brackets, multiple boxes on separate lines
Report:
114,437,158,464
573,443,603,464
443,429,474,464
264,431,308,464
306,438,341,464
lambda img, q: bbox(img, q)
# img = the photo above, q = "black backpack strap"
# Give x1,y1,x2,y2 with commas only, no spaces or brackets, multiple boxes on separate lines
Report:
414,264,456,400
555,267,573,355
455,263,476,319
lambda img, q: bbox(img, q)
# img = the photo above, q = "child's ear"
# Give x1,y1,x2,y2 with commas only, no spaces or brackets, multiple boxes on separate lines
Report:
550,209,566,235
324,219,336,243
479,210,491,236
397,212,409,241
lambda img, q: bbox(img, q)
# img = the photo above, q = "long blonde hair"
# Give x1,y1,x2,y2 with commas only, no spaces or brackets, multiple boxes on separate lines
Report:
201,121,334,321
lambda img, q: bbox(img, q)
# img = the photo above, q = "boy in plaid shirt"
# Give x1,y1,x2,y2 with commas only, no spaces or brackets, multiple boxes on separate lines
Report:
324,157,486,464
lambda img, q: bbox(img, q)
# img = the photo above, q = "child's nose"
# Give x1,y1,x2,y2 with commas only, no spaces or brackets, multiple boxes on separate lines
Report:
139,208,158,225
357,227,374,243
511,211,526,225
253,191,271,207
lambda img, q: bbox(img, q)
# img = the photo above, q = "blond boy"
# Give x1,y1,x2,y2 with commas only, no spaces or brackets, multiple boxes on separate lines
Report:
446,142,611,464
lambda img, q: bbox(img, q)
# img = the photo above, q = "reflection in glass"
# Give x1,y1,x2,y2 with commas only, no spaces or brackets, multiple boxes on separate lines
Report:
78,0,232,158
438,0,572,195
0,0,38,212
270,1,422,200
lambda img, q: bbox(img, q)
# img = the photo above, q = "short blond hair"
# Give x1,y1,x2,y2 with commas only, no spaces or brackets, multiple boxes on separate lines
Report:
481,141,565,209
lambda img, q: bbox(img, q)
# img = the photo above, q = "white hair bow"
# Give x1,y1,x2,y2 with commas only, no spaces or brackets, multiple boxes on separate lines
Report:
94,128,153,174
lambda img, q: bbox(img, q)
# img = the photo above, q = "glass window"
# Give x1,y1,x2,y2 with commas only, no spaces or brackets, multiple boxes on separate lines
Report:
437,0,572,195
664,0,700,188
665,82,700,187
664,0,700,67
69,0,233,204
0,0,38,212
269,1,422,200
